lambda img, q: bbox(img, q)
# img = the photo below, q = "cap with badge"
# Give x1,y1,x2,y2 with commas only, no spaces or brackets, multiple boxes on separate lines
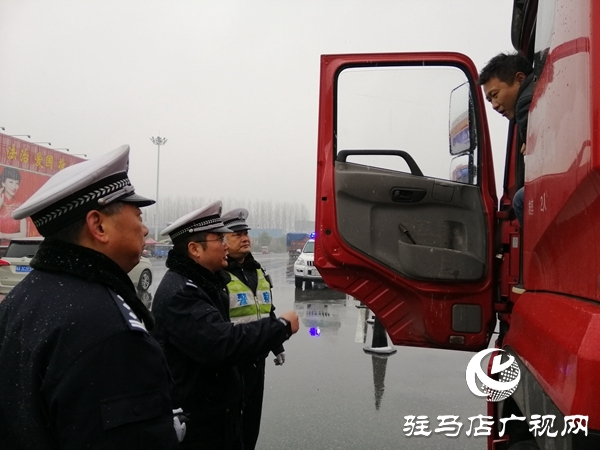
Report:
12,145,154,236
161,200,232,244
221,208,251,232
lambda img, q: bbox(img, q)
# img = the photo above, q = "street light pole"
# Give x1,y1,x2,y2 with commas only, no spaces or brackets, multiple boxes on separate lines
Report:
150,136,168,241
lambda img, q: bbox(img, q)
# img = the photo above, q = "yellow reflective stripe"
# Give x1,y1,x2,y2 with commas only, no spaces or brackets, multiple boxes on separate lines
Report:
256,270,271,291
228,277,248,294
230,304,260,317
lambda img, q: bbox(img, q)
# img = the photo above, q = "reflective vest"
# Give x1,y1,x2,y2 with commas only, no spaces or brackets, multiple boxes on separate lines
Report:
228,270,272,323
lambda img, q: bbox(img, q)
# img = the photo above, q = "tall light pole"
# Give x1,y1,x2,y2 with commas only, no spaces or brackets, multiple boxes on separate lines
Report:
150,136,168,241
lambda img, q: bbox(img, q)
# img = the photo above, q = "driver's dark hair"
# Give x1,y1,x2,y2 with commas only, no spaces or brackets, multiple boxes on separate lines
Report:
45,202,124,244
478,52,533,86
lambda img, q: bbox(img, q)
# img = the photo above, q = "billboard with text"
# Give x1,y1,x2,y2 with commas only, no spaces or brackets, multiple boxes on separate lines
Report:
0,134,85,243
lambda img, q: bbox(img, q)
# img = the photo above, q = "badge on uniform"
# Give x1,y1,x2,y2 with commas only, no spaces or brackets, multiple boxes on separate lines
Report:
262,292,270,303
237,293,248,306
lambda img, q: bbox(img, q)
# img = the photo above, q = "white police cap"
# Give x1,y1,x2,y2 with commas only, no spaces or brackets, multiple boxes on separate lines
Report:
13,145,154,236
161,200,232,244
221,208,251,232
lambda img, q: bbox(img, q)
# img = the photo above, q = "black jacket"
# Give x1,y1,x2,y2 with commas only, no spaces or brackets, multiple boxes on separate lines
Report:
151,250,291,447
0,240,178,450
226,253,284,356
516,72,536,146
514,73,536,188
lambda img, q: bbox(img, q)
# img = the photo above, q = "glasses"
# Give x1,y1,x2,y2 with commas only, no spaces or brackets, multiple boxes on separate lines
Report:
196,236,227,244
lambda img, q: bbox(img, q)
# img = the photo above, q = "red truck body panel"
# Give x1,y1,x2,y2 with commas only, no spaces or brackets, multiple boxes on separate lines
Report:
506,293,600,429
503,0,600,431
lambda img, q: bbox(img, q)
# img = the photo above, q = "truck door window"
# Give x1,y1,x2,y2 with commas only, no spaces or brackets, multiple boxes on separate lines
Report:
334,63,487,282
336,65,478,185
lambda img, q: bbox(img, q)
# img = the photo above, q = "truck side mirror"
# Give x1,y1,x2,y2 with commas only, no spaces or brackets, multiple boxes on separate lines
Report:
449,81,476,156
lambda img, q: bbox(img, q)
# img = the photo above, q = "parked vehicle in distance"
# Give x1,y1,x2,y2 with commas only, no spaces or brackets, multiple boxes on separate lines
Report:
0,238,43,294
261,246,269,254
128,257,153,291
152,243,173,258
286,233,309,259
0,238,154,294
293,239,322,289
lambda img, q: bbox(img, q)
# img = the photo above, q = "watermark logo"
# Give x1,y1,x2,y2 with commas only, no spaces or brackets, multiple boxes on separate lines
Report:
402,349,587,439
466,348,520,402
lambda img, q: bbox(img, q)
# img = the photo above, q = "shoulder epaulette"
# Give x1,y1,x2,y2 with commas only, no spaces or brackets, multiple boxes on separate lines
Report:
110,291,148,333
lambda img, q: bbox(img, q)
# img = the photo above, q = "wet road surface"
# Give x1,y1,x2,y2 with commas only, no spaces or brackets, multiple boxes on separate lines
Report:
146,253,488,450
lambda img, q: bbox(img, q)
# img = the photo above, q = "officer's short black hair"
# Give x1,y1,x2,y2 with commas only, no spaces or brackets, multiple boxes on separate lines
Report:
478,53,533,86
46,202,125,244
173,231,209,254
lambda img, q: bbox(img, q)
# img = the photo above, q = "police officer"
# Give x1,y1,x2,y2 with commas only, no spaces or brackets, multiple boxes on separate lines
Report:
221,207,285,450
151,201,299,449
0,145,181,449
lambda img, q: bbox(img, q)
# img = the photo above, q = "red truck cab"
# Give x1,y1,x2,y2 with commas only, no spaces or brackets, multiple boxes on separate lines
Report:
314,0,600,448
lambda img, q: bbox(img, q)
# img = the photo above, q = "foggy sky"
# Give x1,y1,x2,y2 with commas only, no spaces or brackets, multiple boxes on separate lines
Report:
0,0,514,217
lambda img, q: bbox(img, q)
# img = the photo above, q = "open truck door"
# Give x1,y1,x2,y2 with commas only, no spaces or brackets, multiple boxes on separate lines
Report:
315,53,498,352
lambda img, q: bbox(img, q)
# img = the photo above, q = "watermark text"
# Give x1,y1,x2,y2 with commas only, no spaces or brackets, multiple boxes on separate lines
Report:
403,414,588,438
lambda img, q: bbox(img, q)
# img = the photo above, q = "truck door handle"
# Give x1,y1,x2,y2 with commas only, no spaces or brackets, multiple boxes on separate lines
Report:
390,188,427,203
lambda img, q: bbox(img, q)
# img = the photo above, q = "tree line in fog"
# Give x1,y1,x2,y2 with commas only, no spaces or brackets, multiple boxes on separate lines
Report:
146,196,311,233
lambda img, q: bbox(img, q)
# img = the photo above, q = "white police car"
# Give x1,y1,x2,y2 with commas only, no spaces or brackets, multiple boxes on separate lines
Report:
293,238,322,289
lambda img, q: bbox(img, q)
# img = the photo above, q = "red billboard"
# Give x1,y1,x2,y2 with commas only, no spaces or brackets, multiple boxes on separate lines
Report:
0,134,85,243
